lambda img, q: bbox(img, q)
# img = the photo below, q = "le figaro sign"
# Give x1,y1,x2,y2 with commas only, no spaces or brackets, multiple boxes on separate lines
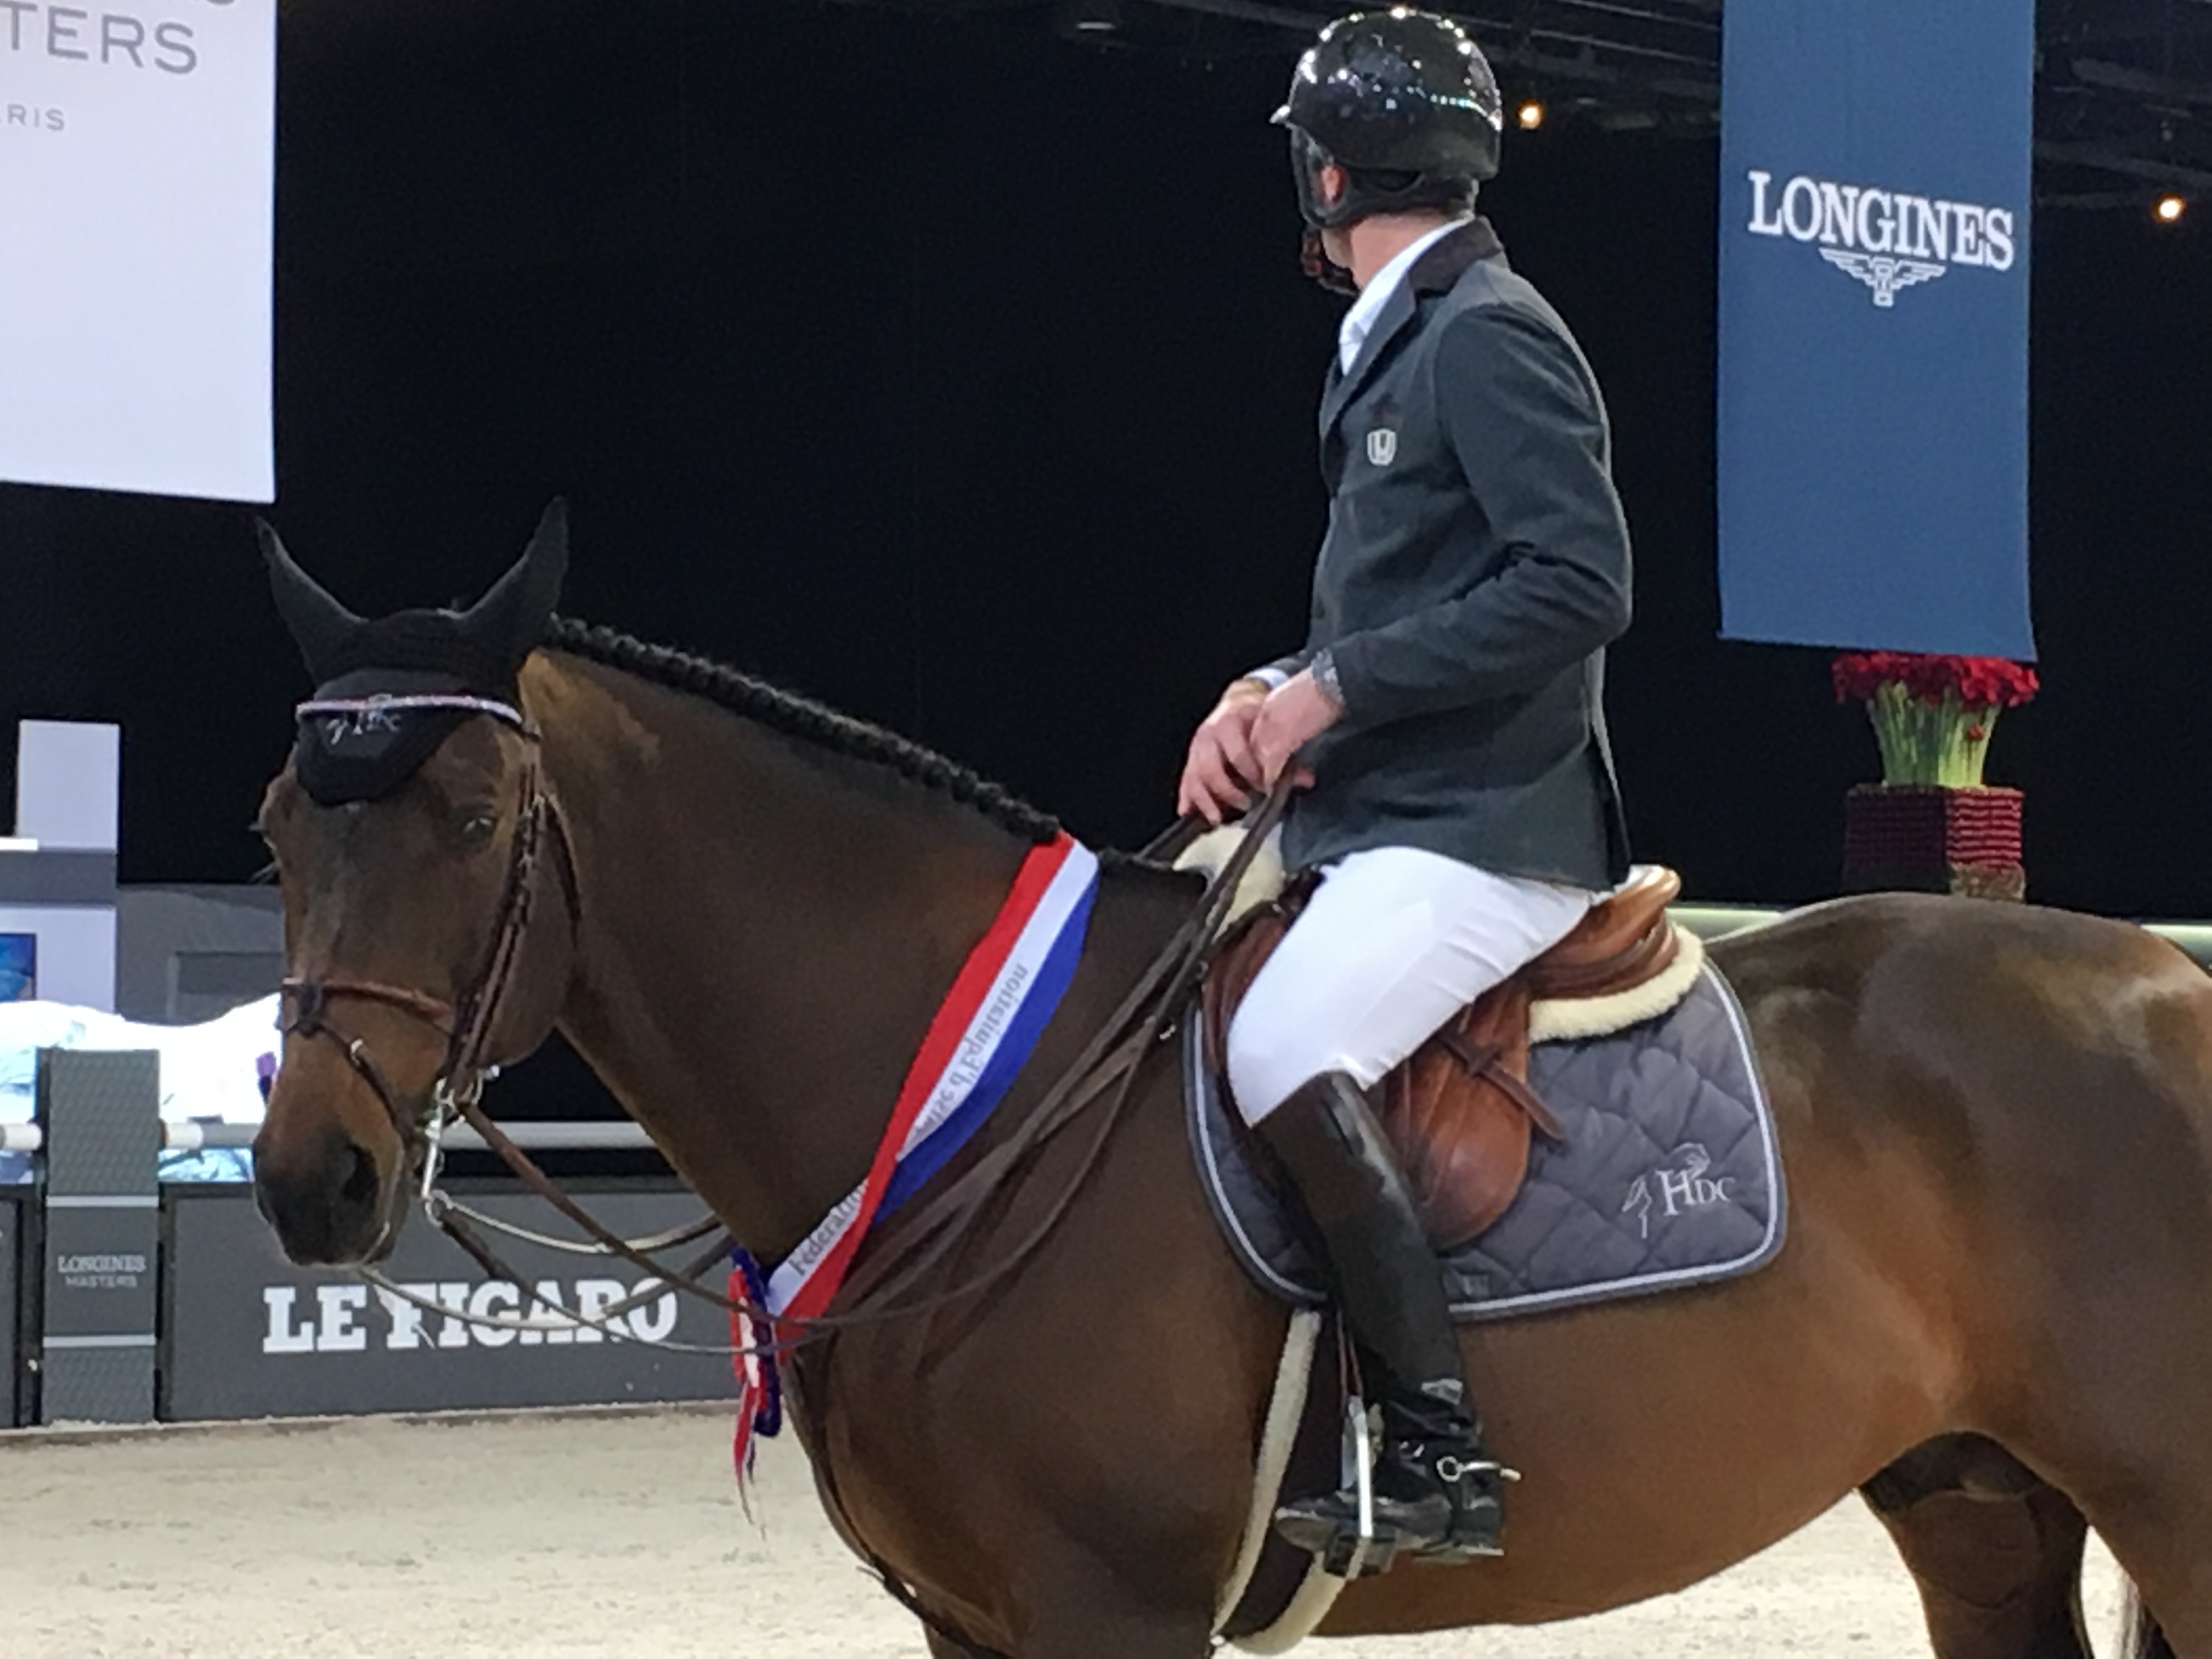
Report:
264,1277,682,1356
1745,168,2019,310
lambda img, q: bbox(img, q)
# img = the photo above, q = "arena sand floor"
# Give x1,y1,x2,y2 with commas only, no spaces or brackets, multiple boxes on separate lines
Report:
0,1407,2130,1657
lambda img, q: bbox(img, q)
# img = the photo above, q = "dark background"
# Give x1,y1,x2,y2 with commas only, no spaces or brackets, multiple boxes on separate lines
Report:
3,0,2208,918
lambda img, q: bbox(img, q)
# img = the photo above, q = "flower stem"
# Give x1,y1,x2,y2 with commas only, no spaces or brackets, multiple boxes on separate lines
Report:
1866,686,2000,787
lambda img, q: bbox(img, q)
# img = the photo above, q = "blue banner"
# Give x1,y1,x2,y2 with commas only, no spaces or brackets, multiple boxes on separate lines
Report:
1718,0,2036,659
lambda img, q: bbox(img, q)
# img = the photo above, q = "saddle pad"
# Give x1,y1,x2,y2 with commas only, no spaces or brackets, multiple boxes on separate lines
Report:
1186,959,1786,1321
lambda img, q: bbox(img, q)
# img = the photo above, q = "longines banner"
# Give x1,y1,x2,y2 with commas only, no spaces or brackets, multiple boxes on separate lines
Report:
0,0,276,501
1718,0,2036,658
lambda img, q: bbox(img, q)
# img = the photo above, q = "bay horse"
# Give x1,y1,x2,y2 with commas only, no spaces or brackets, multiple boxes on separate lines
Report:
251,518,2212,1658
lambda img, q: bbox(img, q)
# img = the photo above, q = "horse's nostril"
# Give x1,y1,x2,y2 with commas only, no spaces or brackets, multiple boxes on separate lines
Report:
340,1141,380,1209
253,1132,389,1267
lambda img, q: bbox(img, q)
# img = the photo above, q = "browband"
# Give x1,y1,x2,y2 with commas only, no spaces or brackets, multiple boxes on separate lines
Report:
296,693,530,731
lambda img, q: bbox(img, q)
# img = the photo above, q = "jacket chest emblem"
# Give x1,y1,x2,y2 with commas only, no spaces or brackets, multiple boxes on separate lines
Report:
1366,427,1398,467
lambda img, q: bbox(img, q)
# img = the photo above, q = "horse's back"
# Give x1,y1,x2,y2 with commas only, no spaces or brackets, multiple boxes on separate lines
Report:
1716,891,2212,1413
1712,890,2210,1078
1711,888,2199,981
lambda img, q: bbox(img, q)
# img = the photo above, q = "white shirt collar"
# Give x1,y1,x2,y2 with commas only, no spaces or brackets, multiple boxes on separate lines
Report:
1338,218,1471,375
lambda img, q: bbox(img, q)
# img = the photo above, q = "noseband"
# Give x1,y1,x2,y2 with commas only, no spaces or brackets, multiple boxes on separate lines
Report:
279,695,572,1159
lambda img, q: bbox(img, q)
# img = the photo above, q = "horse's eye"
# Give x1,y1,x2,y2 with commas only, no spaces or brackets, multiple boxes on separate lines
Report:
458,810,499,848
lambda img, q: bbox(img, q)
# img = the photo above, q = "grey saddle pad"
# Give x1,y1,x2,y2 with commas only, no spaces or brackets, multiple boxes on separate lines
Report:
1187,960,1787,1321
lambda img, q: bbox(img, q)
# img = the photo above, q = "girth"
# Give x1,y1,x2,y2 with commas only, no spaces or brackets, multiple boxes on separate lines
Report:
1203,866,1684,1248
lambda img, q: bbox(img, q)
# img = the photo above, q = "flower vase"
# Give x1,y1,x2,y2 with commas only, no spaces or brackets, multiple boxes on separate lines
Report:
1832,652,2036,905
1841,783,2025,902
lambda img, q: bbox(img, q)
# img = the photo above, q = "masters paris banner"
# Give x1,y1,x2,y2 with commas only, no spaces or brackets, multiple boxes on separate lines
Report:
1718,0,2036,659
0,0,276,502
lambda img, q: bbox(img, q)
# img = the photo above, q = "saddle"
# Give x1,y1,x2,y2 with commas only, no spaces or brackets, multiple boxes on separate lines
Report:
1202,866,1685,1249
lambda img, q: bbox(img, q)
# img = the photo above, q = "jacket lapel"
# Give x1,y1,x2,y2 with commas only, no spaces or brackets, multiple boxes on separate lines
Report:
1318,280,1418,439
1317,218,1507,442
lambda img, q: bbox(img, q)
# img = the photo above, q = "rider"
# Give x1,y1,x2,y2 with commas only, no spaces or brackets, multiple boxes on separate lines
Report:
1178,9,1634,1567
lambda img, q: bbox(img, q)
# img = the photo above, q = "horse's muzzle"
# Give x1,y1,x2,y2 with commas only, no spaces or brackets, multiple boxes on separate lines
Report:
253,1126,394,1267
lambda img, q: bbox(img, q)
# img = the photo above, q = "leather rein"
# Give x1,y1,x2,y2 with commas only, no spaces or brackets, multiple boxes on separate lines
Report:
278,690,1287,1355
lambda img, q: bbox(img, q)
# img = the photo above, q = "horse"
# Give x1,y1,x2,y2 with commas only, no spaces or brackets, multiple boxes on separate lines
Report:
250,517,2212,1659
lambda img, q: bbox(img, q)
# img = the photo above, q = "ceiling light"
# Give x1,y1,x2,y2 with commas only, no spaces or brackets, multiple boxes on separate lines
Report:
1062,0,1123,35
2155,194,2186,224
1517,99,1546,131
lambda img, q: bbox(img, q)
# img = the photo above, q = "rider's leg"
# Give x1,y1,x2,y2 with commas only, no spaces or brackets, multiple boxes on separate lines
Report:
1257,1069,1506,1566
1226,848,1592,1565
1224,848,1594,1115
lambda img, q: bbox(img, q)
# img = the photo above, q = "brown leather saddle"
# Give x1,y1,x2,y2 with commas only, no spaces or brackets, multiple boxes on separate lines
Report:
1203,866,1685,1250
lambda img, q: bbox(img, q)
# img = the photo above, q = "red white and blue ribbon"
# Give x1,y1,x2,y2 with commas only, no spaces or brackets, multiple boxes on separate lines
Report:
728,832,1099,1475
727,1251,782,1487
770,832,1099,1323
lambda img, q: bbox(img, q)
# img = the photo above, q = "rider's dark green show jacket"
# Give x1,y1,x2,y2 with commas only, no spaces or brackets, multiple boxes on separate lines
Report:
1269,219,1634,891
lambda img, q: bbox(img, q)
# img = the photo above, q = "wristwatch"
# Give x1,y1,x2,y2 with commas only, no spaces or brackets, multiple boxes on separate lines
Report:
1310,647,1346,710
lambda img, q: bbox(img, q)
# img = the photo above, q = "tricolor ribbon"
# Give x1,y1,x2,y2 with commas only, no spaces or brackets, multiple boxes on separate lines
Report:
728,833,1100,1478
765,832,1099,1324
728,1249,782,1487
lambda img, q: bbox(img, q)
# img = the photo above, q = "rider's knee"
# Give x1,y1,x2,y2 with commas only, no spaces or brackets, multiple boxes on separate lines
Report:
1227,1007,1344,1126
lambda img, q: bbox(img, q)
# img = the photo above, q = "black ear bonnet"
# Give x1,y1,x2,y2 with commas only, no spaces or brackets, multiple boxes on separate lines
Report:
263,501,568,805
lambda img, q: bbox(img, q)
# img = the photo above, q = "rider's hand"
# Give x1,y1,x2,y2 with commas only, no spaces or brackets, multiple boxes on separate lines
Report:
1178,679,1271,825
1251,669,1342,788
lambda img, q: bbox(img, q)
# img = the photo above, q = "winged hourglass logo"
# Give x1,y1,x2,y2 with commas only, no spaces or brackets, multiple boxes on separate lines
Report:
1819,249,1948,308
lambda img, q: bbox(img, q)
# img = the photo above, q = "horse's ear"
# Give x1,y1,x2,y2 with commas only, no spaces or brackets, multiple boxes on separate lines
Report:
460,498,568,670
259,519,365,682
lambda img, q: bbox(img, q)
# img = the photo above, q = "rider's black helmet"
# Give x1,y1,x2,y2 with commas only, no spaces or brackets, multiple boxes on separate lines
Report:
1274,9,1505,231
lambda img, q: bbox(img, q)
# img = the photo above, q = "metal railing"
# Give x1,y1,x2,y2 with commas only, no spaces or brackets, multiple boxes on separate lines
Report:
0,1119,657,1155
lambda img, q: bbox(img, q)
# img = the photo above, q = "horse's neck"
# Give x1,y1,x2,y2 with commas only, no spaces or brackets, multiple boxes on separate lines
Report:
523,653,1039,1260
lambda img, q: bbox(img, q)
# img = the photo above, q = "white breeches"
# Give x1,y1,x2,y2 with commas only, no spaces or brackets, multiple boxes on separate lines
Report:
1224,847,1596,1124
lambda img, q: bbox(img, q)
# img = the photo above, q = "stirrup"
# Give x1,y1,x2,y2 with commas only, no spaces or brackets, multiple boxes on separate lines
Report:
1272,1479,1503,1574
1272,1400,1513,1576
1272,1492,1434,1578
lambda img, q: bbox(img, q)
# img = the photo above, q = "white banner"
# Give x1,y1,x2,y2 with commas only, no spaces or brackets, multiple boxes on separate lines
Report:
0,0,276,502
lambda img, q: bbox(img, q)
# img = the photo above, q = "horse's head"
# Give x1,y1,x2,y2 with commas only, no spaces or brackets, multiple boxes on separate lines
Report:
252,504,577,1266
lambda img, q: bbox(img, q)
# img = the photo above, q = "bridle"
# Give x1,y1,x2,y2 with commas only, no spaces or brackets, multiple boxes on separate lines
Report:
275,696,771,1353
280,693,567,1161
275,694,650,1290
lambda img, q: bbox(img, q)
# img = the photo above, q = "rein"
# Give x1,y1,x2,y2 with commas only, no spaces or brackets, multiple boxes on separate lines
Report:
529,792,1283,1345
789,792,1287,1659
828,787,1291,1323
284,686,1286,1353
410,792,1282,1350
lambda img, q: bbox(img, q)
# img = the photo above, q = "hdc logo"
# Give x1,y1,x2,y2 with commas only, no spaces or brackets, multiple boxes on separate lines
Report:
1623,1144,1735,1241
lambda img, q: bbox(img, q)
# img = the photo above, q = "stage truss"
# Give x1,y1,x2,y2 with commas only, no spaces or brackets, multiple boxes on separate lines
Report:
825,0,2212,201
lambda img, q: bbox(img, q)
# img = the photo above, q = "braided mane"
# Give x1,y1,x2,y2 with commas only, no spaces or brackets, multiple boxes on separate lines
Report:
543,618,1062,844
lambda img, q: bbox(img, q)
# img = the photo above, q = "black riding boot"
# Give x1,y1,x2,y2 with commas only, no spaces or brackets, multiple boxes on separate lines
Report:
1257,1071,1508,1570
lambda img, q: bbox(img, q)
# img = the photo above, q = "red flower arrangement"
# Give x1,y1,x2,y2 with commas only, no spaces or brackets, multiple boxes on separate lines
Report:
1831,652,2039,709
1832,652,2038,787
